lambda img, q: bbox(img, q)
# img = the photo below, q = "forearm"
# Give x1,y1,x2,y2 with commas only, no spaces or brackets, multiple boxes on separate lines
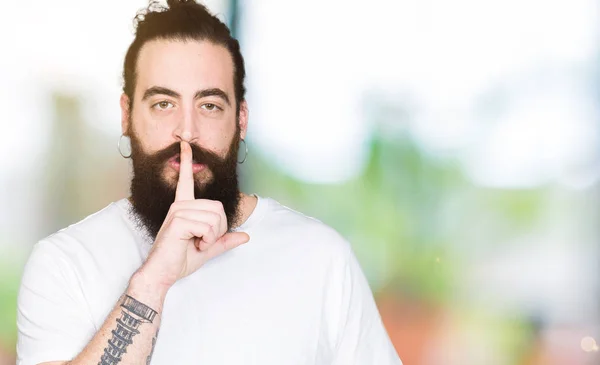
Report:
65,273,166,365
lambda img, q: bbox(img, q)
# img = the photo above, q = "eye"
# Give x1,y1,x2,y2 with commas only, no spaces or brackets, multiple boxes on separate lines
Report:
152,101,174,110
201,103,221,112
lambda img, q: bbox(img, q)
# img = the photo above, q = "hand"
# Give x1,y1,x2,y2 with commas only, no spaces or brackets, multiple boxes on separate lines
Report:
136,141,249,292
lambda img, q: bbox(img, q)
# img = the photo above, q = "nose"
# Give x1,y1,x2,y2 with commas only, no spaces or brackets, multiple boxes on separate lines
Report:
181,131,193,141
173,106,200,143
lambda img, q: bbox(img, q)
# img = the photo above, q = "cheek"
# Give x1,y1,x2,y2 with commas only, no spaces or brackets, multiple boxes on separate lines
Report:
132,121,175,154
134,130,164,154
194,122,234,151
205,133,236,158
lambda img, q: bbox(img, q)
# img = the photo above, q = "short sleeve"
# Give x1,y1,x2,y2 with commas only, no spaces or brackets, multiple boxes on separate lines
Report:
331,244,403,365
17,240,95,365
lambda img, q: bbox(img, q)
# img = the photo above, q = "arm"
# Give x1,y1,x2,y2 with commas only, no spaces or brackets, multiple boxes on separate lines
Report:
20,141,249,365
41,272,164,365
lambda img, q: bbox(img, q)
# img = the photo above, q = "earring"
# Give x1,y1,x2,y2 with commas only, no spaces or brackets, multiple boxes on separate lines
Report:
238,138,248,164
118,134,132,159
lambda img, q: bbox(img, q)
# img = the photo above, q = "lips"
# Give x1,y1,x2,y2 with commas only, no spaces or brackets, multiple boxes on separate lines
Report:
168,154,206,173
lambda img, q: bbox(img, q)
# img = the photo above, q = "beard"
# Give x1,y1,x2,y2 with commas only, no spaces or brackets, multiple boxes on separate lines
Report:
127,126,242,240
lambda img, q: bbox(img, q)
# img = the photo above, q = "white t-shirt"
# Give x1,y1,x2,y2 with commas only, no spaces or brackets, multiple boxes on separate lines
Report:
17,195,402,365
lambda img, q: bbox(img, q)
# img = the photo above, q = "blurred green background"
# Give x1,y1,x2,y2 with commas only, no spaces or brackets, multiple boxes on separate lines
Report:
1,0,600,364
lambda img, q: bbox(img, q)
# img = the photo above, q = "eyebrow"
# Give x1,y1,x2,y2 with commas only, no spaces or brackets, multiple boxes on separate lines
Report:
195,88,231,106
142,86,231,106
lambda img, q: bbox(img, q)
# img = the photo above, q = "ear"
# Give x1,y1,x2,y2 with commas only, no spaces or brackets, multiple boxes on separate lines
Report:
120,94,131,136
238,100,249,140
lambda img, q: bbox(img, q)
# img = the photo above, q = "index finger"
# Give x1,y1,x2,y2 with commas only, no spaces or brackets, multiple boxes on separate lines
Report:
175,141,195,201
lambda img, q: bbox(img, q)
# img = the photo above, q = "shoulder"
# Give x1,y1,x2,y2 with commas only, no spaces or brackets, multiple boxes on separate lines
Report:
26,199,132,268
49,199,129,240
258,197,353,257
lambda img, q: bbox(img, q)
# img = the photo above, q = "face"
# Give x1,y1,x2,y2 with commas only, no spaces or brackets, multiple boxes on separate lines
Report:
121,39,248,238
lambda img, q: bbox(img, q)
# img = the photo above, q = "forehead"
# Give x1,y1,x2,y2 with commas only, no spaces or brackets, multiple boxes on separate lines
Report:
135,39,234,98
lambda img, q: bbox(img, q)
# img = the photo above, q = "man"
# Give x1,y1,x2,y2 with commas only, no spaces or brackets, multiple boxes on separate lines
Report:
16,1,402,364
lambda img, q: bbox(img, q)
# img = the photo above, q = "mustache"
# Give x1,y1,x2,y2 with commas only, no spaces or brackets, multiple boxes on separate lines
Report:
149,142,225,166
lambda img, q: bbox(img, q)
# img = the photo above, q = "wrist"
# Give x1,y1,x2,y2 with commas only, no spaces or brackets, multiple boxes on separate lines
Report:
127,269,170,312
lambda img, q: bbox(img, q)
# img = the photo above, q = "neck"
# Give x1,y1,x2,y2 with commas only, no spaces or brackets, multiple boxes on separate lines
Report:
232,192,258,229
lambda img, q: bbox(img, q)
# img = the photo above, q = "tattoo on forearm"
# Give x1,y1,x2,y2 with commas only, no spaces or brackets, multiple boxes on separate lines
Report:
98,295,158,365
146,329,159,365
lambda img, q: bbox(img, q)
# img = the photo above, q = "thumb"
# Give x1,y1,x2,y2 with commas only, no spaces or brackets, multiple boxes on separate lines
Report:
205,232,249,258
185,232,250,274
219,232,250,250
